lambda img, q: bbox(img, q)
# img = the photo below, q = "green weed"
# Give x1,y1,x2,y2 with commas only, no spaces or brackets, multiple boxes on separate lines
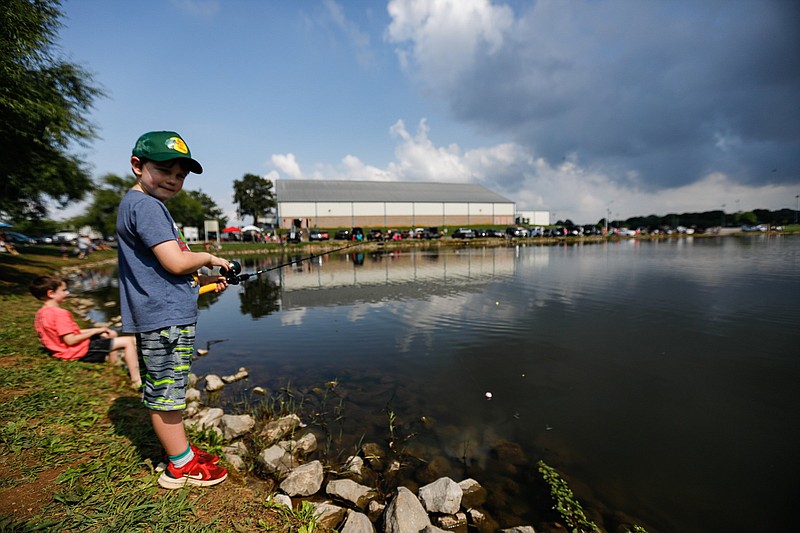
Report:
537,460,598,533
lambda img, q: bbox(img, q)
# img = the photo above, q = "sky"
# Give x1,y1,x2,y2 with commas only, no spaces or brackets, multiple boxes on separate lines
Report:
55,0,800,225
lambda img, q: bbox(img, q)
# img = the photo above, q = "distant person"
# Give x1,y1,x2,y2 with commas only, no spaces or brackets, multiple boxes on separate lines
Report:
0,233,19,255
116,131,229,489
29,275,141,390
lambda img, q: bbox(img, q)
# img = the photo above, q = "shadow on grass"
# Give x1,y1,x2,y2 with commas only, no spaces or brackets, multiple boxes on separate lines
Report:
108,396,163,466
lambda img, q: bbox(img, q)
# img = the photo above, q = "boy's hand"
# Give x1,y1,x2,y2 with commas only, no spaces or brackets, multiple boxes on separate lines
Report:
198,274,228,293
205,254,232,270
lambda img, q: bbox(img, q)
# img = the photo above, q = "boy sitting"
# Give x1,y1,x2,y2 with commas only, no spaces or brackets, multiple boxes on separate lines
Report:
29,275,142,390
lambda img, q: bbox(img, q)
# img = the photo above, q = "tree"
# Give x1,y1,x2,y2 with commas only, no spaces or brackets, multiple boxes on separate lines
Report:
74,174,225,237
233,174,276,225
72,174,133,237
1,0,104,220
168,189,226,229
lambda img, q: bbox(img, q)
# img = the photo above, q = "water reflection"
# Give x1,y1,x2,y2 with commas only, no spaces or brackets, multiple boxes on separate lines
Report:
73,237,800,533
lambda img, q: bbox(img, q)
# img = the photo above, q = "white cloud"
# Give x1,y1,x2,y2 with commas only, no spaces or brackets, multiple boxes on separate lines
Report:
386,0,513,86
271,154,302,179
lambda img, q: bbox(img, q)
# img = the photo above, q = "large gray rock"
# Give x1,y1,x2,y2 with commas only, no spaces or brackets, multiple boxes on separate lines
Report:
185,387,201,403
418,477,462,515
295,432,318,455
340,509,376,533
458,478,487,509
420,527,448,533
280,460,324,496
310,501,347,530
500,527,536,533
205,374,225,391
257,444,296,476
261,414,302,444
326,478,377,510
267,493,293,509
220,414,255,440
188,407,224,429
383,486,431,533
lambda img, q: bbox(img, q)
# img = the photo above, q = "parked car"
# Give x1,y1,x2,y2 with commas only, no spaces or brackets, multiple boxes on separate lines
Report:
334,229,351,240
452,228,476,239
4,231,36,245
414,227,441,239
488,228,506,238
505,226,529,238
34,235,54,244
309,229,330,241
582,225,601,236
367,229,383,241
474,228,490,238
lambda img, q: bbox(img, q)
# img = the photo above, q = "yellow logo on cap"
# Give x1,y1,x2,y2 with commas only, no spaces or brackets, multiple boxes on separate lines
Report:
165,137,189,154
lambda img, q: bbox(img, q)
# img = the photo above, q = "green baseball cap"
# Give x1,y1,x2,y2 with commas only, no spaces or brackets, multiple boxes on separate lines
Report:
132,131,203,174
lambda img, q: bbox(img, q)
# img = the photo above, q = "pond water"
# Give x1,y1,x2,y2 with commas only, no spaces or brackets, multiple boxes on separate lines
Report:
77,235,800,532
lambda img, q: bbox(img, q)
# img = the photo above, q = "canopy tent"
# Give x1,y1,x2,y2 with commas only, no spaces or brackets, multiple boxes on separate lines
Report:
221,226,241,233
241,225,261,232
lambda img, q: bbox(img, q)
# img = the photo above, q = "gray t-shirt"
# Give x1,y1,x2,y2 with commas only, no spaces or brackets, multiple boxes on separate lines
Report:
116,190,198,333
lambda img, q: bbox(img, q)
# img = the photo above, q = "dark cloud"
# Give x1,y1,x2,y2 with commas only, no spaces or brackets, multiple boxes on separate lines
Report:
446,0,800,190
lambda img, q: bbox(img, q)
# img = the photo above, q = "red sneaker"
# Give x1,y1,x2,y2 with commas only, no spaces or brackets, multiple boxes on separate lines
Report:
158,455,228,489
191,444,220,465
155,444,219,472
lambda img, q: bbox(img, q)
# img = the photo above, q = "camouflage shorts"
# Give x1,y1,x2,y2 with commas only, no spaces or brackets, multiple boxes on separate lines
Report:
136,324,196,411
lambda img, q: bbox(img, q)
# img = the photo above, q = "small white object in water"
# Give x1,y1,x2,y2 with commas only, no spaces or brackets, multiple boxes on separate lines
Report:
495,301,500,306
485,391,493,399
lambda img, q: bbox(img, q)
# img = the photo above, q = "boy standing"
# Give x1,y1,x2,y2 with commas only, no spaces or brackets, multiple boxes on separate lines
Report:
117,131,229,489
29,276,141,389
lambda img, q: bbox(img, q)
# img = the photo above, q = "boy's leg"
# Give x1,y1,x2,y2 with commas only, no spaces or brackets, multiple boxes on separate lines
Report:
110,336,141,389
137,325,226,488
150,409,189,457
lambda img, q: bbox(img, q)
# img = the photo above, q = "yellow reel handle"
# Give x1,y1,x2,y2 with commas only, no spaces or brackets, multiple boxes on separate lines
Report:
199,283,219,295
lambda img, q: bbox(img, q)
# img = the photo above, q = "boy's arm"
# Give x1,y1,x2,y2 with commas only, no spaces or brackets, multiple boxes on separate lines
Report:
62,327,109,346
151,240,230,275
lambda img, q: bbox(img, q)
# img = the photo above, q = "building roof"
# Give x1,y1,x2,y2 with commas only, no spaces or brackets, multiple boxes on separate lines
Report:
276,179,513,204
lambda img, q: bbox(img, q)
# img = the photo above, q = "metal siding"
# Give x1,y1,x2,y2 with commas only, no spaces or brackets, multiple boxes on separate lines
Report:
277,179,513,203
386,202,413,215
444,203,469,215
352,202,385,216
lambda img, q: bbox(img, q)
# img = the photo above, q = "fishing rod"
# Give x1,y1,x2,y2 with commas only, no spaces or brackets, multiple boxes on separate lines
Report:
199,240,368,294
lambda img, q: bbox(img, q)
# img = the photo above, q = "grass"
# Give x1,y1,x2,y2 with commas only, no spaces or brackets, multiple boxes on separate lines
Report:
0,248,328,532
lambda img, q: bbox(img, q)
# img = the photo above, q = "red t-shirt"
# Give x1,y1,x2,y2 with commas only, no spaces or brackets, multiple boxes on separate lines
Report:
34,306,89,360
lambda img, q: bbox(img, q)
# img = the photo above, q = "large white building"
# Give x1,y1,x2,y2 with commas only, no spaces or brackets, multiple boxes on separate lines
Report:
276,179,515,229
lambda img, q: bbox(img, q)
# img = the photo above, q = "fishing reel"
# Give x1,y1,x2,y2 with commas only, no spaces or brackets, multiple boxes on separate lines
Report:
220,260,243,284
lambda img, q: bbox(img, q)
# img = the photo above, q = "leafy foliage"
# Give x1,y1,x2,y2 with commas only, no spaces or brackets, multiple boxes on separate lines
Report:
73,174,225,236
0,0,104,220
537,460,598,533
233,173,276,225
